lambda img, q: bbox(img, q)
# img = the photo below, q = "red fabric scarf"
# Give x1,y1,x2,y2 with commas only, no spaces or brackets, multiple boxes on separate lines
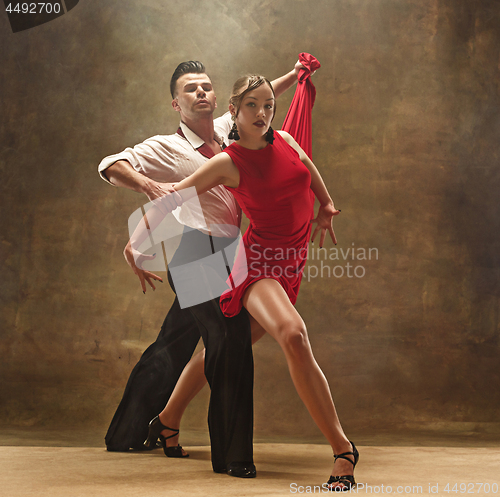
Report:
281,53,321,160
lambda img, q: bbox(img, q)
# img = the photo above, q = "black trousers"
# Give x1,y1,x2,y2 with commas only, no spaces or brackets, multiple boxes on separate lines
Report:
105,229,254,471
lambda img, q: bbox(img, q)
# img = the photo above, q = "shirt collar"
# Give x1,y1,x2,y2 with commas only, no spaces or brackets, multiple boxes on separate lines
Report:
178,121,225,157
179,121,205,149
179,121,225,148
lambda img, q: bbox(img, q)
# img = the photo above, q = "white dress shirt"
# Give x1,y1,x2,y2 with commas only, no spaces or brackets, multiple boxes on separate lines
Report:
98,112,240,237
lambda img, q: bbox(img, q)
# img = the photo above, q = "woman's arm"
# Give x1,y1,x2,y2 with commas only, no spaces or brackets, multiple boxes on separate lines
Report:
271,58,319,98
277,130,340,246
173,152,239,197
133,152,239,246
271,60,302,98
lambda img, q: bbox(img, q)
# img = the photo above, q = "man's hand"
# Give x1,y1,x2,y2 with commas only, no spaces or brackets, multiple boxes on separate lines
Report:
311,203,341,247
123,241,163,293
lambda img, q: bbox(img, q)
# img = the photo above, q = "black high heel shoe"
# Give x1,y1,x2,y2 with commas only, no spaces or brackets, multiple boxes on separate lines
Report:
326,441,359,491
143,416,189,458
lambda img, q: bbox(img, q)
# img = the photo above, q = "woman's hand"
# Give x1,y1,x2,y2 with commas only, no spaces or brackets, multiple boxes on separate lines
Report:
144,181,179,202
294,60,317,78
123,241,163,293
311,203,341,247
294,59,304,76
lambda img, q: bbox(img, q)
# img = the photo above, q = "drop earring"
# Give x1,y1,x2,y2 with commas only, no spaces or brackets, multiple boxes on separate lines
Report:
265,126,275,144
228,115,240,141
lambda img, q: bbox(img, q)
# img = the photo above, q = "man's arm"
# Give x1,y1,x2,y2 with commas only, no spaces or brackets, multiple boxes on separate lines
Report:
104,160,147,191
105,160,174,200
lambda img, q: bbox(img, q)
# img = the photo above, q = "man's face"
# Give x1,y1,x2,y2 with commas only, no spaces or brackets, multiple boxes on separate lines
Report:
172,73,217,121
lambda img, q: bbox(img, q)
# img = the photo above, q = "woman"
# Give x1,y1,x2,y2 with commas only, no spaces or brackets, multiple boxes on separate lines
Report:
126,75,358,490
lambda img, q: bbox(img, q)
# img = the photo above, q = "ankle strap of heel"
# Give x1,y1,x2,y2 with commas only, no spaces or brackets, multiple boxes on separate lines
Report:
152,416,180,441
334,441,359,468
161,426,180,441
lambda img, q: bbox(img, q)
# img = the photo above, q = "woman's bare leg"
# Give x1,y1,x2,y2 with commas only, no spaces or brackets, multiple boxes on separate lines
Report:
242,278,354,484
157,349,206,453
157,321,266,450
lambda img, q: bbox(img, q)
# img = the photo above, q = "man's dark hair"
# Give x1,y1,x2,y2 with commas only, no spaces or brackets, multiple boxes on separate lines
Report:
170,61,207,98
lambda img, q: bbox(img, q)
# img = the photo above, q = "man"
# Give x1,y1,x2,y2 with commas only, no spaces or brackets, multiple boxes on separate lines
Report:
98,60,303,477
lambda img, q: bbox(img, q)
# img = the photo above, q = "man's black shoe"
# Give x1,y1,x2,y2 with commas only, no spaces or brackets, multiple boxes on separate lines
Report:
227,462,257,478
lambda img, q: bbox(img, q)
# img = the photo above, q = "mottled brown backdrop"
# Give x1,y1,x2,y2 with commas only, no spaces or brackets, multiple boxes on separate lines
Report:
1,0,499,445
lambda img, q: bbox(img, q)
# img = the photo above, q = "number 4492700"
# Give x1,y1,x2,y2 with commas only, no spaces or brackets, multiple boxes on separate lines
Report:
443,482,499,494
6,3,62,14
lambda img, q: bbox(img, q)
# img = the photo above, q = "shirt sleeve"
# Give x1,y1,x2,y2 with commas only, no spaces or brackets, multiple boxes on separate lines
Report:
213,112,233,144
97,135,180,185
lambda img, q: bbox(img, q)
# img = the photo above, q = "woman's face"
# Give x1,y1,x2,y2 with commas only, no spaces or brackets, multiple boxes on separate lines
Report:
234,83,275,140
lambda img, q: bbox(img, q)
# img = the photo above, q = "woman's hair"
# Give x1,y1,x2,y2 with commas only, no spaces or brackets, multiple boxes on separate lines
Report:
229,75,276,120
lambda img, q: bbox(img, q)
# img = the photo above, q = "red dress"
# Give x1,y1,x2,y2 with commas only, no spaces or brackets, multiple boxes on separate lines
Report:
220,132,315,317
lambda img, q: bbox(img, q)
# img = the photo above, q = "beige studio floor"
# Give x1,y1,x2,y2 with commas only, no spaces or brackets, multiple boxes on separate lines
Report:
1,428,499,497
